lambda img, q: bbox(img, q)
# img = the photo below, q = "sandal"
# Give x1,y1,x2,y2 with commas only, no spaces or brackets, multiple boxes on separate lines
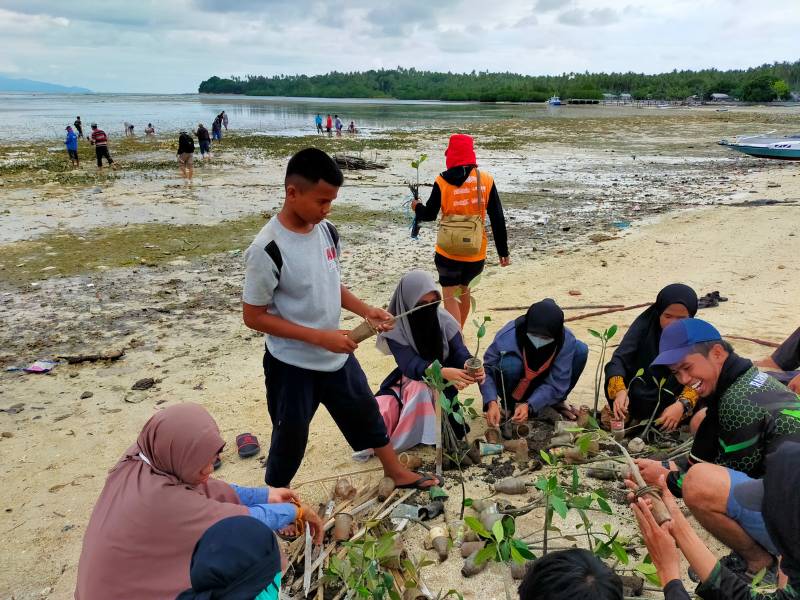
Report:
236,433,261,458
396,473,445,490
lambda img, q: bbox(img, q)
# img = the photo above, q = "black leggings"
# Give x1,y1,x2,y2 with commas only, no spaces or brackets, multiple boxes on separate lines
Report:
95,146,113,166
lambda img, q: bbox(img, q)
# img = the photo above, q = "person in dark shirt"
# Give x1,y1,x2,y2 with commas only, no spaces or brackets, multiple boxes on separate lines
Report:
74,116,84,138
629,442,800,600
195,123,211,160
177,131,195,181
756,327,800,393
635,319,800,577
518,548,623,600
411,134,510,327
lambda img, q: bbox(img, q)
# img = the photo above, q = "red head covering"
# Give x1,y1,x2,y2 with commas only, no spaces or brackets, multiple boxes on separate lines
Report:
445,134,477,169
75,403,247,599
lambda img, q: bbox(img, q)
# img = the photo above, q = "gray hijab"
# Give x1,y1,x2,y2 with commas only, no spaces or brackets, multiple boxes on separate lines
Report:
376,270,461,361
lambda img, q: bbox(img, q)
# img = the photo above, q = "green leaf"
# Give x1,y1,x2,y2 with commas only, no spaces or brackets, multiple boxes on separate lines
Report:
576,433,592,456
492,518,506,542
539,449,553,465
611,540,629,564
550,496,568,519
477,323,486,338
592,492,613,514
501,515,516,538
464,516,491,538
636,562,661,587
751,567,767,588
499,541,511,562
429,486,448,500
571,466,579,493
452,411,464,425
463,497,474,507
586,414,599,430
635,367,645,377
463,397,474,406
603,523,612,535
420,153,427,162
588,329,601,339
606,324,618,339
470,295,477,314
474,545,496,565
510,544,525,564
439,395,452,412
517,545,536,560
389,590,401,600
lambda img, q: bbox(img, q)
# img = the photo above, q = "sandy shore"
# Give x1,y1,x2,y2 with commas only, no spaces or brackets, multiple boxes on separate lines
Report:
1,118,798,598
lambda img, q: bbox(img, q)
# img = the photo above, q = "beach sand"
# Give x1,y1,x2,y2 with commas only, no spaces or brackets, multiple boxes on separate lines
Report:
0,115,798,598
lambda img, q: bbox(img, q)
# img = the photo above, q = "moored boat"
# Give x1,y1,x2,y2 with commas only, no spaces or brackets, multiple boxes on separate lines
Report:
547,96,562,106
719,134,800,160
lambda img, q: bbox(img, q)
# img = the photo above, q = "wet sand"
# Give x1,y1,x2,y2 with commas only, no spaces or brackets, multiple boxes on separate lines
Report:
1,106,798,598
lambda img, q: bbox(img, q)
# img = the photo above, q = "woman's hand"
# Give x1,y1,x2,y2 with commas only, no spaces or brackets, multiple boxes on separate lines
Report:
613,389,629,420
512,403,529,423
485,400,501,427
658,402,684,431
268,487,300,504
630,496,682,585
464,362,486,384
441,368,475,390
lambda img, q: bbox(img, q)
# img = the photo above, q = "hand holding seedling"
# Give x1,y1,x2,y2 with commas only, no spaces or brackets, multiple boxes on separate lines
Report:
463,361,485,384
441,368,475,390
634,458,671,486
485,401,501,426
364,305,394,332
612,389,629,420
658,402,684,431
630,495,681,585
511,402,529,423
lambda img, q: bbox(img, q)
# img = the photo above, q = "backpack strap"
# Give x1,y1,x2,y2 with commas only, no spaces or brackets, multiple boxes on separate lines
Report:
264,240,283,277
325,221,339,256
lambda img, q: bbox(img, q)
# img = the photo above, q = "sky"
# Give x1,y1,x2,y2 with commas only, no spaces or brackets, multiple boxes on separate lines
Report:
0,0,798,93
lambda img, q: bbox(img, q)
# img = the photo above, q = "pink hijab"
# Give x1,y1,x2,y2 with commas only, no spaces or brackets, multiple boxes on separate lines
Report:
75,403,248,599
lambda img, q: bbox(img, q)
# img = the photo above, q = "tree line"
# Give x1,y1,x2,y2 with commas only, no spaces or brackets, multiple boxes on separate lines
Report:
198,61,800,103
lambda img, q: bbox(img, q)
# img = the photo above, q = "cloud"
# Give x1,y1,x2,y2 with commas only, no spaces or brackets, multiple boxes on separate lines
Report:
435,26,487,53
365,1,456,37
512,13,539,28
558,7,620,26
535,0,572,12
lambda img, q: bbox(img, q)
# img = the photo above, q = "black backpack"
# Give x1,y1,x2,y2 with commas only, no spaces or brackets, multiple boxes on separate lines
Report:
264,221,339,279
180,133,195,152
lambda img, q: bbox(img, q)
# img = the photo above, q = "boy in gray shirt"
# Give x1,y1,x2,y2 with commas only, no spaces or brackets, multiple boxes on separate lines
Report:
243,148,443,490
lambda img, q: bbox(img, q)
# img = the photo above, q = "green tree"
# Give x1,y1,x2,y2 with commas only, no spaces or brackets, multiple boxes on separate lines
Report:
741,74,778,102
772,79,790,100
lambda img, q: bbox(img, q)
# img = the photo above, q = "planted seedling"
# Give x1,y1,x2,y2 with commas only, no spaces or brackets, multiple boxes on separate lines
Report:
588,325,618,416
641,375,675,441
464,514,536,567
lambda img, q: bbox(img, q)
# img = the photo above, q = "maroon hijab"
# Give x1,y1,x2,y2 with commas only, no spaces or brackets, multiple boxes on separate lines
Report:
75,403,248,599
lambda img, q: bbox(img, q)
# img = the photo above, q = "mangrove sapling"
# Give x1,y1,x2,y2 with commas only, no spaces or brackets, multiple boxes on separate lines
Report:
408,153,427,238
348,298,443,343
423,360,479,518
465,315,491,376
588,325,618,416
609,438,672,525
640,376,675,442
464,514,536,567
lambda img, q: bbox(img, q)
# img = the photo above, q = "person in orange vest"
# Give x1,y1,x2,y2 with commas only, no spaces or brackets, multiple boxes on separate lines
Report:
411,134,510,327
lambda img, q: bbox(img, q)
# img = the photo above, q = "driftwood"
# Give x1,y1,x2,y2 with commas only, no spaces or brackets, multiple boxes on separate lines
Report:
57,348,125,364
334,154,386,170
493,304,624,312
726,335,780,349
564,303,651,323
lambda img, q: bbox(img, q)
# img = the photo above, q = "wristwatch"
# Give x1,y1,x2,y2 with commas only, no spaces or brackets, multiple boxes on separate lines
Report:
678,397,693,416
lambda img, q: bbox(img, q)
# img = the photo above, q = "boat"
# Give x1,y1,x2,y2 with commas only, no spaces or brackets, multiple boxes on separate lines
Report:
547,96,562,106
719,134,800,160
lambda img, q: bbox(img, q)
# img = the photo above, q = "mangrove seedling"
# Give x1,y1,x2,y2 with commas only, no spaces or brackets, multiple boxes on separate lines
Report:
464,514,536,566
588,325,618,416
640,375,675,442
409,153,428,200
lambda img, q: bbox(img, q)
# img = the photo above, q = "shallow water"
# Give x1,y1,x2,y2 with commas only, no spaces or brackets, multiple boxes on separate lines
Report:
0,92,654,142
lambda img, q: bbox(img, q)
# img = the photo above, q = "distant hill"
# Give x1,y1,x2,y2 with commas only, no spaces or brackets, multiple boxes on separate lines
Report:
0,75,91,94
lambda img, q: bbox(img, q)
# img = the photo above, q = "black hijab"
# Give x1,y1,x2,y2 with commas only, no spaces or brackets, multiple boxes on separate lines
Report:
605,284,698,418
514,299,565,371
176,516,282,600
408,303,445,363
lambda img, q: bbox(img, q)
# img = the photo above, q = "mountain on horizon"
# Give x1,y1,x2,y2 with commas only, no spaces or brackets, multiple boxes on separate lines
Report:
0,75,91,94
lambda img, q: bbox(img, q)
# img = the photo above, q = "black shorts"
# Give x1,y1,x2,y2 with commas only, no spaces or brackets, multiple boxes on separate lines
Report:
262,346,389,487
67,149,79,160
95,146,113,166
434,252,485,287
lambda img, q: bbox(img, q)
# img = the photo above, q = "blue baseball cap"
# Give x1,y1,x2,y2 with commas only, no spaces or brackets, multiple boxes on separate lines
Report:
651,318,722,367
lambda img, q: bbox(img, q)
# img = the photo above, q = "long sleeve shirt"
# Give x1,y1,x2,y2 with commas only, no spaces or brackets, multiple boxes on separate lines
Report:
479,320,580,411
665,563,799,600
385,334,472,381
228,484,296,530
414,166,509,258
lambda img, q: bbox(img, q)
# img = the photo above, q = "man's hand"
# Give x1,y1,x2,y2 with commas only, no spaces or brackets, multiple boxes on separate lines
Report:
499,256,511,267
365,306,394,332
635,458,670,486
612,390,629,421
630,496,681,584
301,504,324,545
411,199,420,211
441,368,475,390
465,362,486,384
512,403,529,423
316,330,358,354
789,373,800,394
268,487,299,504
658,402,684,431
485,400,501,427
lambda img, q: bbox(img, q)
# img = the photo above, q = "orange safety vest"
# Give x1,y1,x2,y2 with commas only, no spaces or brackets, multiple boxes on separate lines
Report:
434,168,494,262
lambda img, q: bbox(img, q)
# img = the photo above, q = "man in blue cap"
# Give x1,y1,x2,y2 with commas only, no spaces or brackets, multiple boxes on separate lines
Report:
635,318,800,581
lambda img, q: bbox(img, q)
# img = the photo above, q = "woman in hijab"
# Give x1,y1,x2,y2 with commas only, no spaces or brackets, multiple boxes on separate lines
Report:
75,403,320,600
367,270,481,454
604,284,699,431
480,299,589,426
177,516,283,600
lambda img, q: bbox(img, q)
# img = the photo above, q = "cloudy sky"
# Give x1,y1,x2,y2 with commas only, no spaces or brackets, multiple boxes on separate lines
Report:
1,0,797,93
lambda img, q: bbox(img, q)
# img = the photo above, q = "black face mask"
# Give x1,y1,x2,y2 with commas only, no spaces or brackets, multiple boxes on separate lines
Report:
408,303,444,363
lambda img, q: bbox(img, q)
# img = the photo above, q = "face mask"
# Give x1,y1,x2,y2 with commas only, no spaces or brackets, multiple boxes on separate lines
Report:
527,333,554,349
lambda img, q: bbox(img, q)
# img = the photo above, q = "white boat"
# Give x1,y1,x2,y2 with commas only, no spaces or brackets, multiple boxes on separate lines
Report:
719,134,800,160
547,96,562,106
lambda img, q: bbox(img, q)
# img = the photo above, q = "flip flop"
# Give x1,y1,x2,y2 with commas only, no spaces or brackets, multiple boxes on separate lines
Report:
396,473,445,490
236,433,260,458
